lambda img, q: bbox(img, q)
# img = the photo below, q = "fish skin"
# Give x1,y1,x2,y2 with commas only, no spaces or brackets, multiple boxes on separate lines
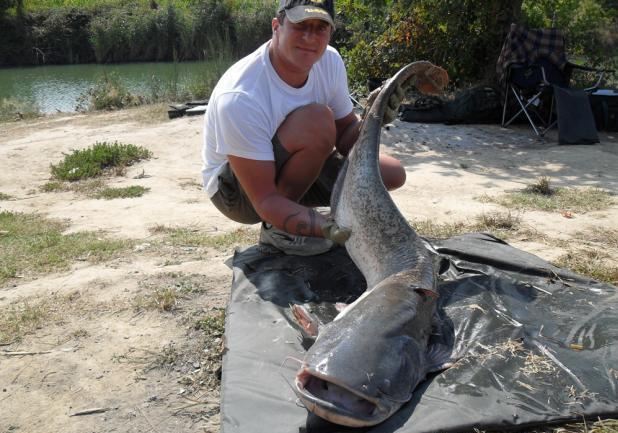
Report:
293,61,450,427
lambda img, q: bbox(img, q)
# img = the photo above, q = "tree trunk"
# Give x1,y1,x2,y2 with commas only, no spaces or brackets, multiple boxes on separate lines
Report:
483,0,524,82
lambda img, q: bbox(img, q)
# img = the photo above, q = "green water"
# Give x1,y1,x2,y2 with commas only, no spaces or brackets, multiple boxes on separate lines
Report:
0,61,216,114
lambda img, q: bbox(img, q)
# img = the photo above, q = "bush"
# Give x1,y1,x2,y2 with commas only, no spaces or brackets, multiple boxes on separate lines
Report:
50,141,152,181
0,98,41,122
76,72,142,111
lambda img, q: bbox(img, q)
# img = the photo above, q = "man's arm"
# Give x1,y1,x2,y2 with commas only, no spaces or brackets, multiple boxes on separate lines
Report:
334,111,361,156
228,155,329,237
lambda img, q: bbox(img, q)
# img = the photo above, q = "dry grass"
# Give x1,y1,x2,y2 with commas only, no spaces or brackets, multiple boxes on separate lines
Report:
555,249,618,286
149,225,259,250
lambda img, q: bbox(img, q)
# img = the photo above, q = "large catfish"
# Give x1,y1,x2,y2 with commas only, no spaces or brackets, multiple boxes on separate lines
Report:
292,62,453,427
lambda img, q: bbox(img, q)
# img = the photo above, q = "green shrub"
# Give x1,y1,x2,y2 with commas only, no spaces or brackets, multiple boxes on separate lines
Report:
50,141,152,181
76,72,142,111
0,98,41,122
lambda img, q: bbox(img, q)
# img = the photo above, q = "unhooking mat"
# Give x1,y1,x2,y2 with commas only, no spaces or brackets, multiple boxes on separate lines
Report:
220,233,618,433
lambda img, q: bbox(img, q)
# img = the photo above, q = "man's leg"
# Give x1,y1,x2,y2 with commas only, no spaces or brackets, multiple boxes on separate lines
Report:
274,104,336,201
378,154,406,191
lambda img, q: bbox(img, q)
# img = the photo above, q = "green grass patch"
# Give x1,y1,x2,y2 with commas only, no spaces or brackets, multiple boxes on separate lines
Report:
94,185,150,200
0,211,129,284
50,141,152,182
150,225,259,250
410,211,521,240
555,249,618,286
41,178,107,194
0,192,12,200
480,182,613,214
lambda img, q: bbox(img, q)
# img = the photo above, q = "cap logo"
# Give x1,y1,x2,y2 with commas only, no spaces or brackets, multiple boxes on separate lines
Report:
305,7,327,14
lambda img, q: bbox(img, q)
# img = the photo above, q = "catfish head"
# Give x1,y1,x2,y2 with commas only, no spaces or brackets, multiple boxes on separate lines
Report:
293,272,441,427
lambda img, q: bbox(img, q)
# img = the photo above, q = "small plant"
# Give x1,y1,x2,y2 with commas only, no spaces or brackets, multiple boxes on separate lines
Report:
475,211,520,231
195,308,225,338
526,177,554,196
76,72,142,111
0,192,12,200
50,141,152,181
94,185,149,200
0,98,41,122
153,288,179,312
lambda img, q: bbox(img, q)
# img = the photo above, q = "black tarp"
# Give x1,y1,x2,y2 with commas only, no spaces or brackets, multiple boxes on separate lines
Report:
220,233,618,433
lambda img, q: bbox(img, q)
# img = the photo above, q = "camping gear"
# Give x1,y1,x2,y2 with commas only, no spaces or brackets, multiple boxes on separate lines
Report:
497,24,609,144
590,89,618,132
399,85,502,125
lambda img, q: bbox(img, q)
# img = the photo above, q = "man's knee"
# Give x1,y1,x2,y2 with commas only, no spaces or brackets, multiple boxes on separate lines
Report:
277,104,336,155
379,155,407,190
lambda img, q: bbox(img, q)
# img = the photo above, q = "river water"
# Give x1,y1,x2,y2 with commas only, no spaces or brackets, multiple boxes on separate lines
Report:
0,61,216,114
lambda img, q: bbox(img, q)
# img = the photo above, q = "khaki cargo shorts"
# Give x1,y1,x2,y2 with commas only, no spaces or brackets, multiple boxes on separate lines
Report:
210,136,344,224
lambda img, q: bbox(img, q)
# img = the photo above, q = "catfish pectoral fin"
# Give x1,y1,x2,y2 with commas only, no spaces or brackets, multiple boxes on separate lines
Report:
290,304,320,338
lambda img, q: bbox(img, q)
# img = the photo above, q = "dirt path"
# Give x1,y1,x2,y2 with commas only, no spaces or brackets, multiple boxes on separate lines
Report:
1,106,616,432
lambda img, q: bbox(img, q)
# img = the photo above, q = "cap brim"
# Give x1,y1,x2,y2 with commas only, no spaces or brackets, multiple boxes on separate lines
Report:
285,5,335,29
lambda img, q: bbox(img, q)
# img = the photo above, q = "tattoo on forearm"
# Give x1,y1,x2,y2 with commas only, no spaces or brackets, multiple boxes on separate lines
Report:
283,212,301,234
282,209,318,236
306,208,317,237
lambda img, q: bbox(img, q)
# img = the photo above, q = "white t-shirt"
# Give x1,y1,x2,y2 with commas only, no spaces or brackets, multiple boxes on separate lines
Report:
201,41,353,197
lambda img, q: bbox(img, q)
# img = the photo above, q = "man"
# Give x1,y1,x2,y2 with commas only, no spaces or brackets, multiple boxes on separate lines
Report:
201,0,405,255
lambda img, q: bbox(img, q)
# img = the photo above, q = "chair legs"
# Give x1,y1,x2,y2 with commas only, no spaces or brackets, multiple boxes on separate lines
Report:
502,85,556,137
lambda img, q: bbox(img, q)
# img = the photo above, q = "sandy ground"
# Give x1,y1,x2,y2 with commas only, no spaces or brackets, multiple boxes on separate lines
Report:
0,106,617,433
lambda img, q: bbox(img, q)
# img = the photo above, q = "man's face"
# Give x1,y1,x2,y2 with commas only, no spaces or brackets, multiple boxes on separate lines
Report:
271,17,332,75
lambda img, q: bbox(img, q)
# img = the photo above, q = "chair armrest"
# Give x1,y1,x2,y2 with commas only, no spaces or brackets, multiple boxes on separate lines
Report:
566,62,615,92
566,61,615,74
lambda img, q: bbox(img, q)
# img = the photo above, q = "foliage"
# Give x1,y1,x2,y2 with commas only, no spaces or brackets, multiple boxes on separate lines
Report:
76,72,142,111
50,141,152,181
340,0,525,89
522,0,615,64
340,0,616,90
0,97,41,122
1,0,615,90
1,0,272,66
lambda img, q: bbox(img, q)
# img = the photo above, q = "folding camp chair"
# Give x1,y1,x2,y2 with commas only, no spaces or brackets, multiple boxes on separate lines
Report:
497,24,608,143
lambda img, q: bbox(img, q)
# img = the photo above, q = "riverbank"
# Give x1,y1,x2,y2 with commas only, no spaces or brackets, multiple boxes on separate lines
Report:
1,106,617,432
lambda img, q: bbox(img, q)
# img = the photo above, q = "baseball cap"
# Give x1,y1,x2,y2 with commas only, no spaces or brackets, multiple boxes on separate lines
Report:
278,0,336,29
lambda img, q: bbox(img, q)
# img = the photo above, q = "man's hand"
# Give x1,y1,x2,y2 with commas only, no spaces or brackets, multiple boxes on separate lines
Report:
321,220,351,246
363,84,406,125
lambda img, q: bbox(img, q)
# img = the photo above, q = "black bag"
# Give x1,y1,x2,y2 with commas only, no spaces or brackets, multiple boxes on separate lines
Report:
590,89,618,132
400,85,502,124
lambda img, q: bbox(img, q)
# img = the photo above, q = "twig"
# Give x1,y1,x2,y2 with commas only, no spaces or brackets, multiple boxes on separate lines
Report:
2,350,52,356
172,397,218,414
69,407,113,417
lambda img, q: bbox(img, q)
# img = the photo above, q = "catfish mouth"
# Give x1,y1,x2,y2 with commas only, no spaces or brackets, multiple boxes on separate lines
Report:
294,369,390,427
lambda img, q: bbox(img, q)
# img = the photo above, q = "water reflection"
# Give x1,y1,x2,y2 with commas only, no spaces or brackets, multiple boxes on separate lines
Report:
0,61,214,113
